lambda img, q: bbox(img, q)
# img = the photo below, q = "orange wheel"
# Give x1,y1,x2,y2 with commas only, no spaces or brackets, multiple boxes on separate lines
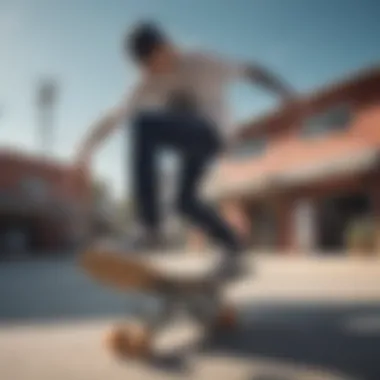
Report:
214,305,237,330
105,323,152,359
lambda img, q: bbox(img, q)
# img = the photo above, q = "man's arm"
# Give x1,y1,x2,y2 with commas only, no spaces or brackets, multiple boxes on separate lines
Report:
242,64,295,101
197,51,296,101
76,84,143,164
77,107,124,162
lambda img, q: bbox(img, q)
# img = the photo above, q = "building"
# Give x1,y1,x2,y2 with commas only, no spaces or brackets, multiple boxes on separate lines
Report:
197,66,380,253
0,149,89,256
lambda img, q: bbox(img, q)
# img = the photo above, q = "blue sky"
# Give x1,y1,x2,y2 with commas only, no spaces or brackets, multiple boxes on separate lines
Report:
1,0,379,198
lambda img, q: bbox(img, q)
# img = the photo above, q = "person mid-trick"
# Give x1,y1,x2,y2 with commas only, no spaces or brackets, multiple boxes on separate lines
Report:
76,21,297,280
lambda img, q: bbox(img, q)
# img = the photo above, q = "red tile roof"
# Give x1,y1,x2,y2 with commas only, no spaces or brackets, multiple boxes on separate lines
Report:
207,133,379,198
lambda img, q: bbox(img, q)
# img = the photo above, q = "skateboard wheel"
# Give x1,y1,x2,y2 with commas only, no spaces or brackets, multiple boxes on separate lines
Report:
105,323,152,359
214,305,237,330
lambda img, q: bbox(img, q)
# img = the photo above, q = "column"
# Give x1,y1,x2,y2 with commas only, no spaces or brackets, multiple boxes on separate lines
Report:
293,198,316,254
274,196,293,252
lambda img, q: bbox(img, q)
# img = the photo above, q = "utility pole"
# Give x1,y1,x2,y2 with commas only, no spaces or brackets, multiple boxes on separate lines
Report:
36,79,58,157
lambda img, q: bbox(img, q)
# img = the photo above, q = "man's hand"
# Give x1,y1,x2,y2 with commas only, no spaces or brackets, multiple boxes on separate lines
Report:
72,140,91,171
75,107,122,166
244,64,296,102
73,136,96,194
75,133,96,169
225,96,305,154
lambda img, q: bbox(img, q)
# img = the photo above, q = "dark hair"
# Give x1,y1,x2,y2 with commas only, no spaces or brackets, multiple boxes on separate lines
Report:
125,21,168,64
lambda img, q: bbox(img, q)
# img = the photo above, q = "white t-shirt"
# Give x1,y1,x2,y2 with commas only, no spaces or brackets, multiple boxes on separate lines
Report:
123,51,246,140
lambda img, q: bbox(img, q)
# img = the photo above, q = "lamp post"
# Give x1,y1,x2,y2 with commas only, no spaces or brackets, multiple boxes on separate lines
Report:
36,79,58,156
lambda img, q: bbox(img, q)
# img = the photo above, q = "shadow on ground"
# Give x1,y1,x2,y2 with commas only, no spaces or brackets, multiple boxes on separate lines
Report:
109,302,380,380
1,260,379,379
197,302,380,380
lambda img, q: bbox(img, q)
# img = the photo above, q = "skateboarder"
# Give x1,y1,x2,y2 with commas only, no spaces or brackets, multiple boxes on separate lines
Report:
76,21,297,279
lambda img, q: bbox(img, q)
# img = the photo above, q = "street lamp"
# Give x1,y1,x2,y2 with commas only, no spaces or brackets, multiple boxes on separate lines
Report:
36,79,58,156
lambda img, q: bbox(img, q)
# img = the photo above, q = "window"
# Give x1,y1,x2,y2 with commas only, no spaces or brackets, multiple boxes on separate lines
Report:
21,177,49,201
231,138,267,160
302,103,352,138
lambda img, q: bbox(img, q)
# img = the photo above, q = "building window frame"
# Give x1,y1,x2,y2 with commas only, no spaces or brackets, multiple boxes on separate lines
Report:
20,176,49,201
301,102,353,138
230,137,267,161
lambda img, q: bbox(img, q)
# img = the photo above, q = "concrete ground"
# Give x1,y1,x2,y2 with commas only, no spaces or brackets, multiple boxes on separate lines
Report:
1,254,380,380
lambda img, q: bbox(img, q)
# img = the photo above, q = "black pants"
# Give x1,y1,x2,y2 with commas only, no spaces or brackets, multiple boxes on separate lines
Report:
131,111,242,252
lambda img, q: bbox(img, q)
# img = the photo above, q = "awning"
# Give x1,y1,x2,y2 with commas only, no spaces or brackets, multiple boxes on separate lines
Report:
203,175,270,200
275,147,380,187
204,143,380,201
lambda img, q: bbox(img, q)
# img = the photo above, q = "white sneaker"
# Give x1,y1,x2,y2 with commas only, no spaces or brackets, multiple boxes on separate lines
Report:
213,253,247,282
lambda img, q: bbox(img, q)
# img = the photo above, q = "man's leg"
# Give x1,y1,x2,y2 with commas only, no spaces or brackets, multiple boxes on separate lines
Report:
177,152,242,254
131,110,210,238
131,116,161,238
131,111,243,258
131,110,199,239
173,118,244,278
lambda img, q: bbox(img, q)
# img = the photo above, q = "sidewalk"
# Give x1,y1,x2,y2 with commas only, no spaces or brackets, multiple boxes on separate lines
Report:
228,253,380,304
1,253,378,380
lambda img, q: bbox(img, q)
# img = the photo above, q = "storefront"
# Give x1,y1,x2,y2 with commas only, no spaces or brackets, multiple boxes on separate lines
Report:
193,67,380,254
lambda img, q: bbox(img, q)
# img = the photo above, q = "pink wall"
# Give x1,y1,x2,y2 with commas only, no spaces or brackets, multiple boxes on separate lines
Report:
189,68,380,251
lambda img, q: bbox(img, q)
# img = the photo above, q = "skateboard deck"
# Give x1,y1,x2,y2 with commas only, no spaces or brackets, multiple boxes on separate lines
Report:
80,240,221,291
79,240,237,359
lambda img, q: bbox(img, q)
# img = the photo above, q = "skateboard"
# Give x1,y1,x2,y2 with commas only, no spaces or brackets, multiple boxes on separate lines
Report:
79,241,237,359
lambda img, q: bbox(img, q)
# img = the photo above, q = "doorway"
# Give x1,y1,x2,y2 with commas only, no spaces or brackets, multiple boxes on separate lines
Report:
316,192,371,251
248,201,278,249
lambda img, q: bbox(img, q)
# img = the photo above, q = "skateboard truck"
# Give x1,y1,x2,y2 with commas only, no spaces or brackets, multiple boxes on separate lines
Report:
80,246,238,360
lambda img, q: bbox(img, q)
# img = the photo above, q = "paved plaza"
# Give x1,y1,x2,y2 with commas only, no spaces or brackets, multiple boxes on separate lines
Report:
1,254,380,380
